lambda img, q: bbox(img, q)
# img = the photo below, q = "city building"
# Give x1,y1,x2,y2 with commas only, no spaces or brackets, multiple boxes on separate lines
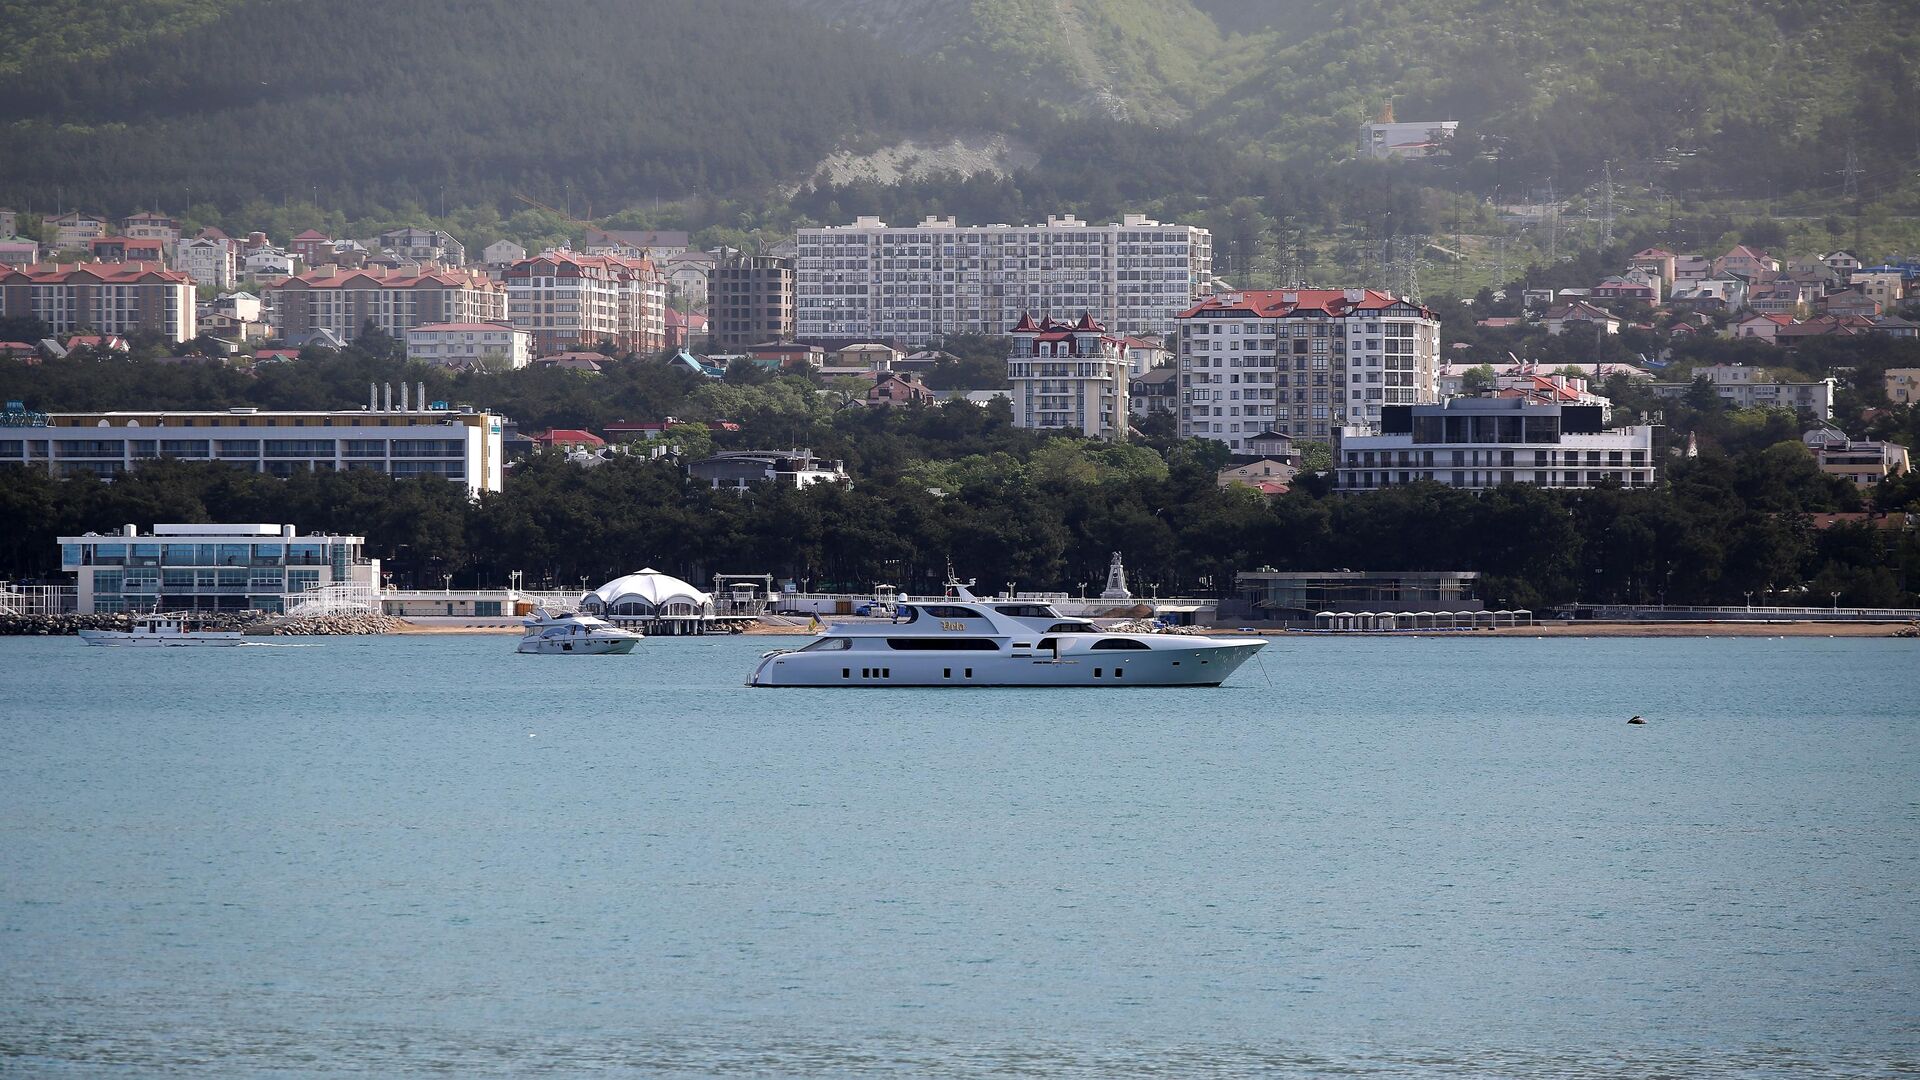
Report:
583,229,690,259
708,253,793,352
58,522,377,614
1217,459,1296,493
659,250,716,309
174,236,237,289
264,265,506,344
405,322,532,369
1129,365,1178,417
1649,364,1836,419
1232,570,1486,627
243,248,297,278
481,239,527,267
0,208,16,236
503,250,665,355
1852,267,1907,313
1541,300,1620,335
1119,334,1172,376
376,226,465,266
865,371,937,408
1885,368,1920,405
1007,312,1130,438
118,211,180,243
1334,398,1659,491
88,237,168,264
688,449,847,491
288,229,335,264
48,211,108,250
796,213,1211,344
1358,119,1459,160
0,238,38,266
1176,288,1440,449
0,261,196,340
2,396,506,494
1805,429,1910,487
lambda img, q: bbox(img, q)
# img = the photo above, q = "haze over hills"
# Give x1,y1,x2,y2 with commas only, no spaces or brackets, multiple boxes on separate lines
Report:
1,0,1914,241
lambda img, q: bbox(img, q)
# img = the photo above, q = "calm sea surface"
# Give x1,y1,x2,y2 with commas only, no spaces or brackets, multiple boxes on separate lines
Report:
0,633,1915,1077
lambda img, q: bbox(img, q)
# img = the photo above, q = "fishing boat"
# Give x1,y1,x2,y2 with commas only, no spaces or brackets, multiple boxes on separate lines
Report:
748,579,1264,687
78,614,244,647
516,608,641,655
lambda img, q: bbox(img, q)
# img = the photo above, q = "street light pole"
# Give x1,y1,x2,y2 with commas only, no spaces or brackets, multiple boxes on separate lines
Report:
1831,590,1840,614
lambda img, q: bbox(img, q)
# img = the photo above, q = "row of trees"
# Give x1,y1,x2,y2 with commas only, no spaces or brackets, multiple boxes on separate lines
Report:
3,416,1914,609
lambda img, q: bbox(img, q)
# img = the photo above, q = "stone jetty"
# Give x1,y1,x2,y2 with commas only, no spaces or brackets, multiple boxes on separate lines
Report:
1,610,402,636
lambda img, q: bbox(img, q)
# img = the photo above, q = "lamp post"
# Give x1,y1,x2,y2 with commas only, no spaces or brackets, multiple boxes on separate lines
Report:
1831,590,1841,614
1744,590,1752,611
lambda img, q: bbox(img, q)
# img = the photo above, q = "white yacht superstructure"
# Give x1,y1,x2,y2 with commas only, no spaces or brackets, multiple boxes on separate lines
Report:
748,583,1264,687
517,609,641,655
78,614,243,647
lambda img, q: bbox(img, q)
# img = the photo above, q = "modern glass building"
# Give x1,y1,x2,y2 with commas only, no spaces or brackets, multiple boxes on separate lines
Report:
59,523,377,614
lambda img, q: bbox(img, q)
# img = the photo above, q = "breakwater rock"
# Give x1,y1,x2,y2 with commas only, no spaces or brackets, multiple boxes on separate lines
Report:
265,612,403,635
0,611,268,636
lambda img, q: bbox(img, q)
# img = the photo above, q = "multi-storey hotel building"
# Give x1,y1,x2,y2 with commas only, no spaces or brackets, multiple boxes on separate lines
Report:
1006,313,1131,439
504,251,666,356
0,262,196,341
263,266,505,343
1,398,506,495
59,523,377,614
1176,289,1439,451
795,214,1210,344
1335,399,1659,491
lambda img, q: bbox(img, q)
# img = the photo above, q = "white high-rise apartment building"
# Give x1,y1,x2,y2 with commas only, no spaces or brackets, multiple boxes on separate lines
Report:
1006,313,1131,440
796,214,1210,345
1177,289,1439,451
175,236,237,290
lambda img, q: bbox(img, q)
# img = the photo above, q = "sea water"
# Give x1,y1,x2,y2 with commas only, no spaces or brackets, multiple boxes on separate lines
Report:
0,634,1914,1076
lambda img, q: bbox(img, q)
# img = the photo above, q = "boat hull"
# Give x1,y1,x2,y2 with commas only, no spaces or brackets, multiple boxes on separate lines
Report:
749,637,1266,687
516,635,638,655
77,630,243,647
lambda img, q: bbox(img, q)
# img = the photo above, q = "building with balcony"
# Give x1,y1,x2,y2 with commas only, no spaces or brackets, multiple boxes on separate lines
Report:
405,322,531,369
688,449,847,491
175,236,237,289
796,213,1210,344
1334,398,1658,491
59,522,377,614
1007,312,1130,438
1648,364,1836,420
1805,429,1910,487
1176,288,1440,449
504,250,665,355
264,266,506,343
0,261,196,341
2,397,506,495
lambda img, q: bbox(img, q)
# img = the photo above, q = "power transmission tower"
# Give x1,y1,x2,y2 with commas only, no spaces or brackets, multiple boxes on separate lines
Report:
1601,160,1615,248
1841,140,1864,250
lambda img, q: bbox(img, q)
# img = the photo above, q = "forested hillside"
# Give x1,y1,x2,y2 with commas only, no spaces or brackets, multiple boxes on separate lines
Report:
0,0,996,215
2,0,1913,239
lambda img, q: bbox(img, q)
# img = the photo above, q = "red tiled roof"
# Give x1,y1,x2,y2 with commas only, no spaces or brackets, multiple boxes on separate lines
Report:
1178,288,1428,319
274,266,501,291
535,429,605,446
0,261,191,284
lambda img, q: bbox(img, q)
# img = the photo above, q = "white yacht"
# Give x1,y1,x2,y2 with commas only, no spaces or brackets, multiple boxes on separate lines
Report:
748,582,1266,687
78,614,244,647
517,609,641,655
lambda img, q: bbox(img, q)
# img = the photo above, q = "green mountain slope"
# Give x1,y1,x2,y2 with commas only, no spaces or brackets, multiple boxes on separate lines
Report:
0,0,1000,215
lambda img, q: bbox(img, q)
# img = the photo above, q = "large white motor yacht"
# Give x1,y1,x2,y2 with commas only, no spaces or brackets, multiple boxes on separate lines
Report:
517,608,641,655
748,582,1265,687
78,614,244,647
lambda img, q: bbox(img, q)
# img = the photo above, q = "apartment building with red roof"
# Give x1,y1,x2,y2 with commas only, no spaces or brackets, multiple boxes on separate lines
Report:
0,262,196,340
1175,288,1440,448
504,251,666,355
262,265,505,343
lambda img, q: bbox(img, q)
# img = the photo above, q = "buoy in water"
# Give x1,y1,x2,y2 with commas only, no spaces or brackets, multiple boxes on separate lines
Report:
1627,715,1646,725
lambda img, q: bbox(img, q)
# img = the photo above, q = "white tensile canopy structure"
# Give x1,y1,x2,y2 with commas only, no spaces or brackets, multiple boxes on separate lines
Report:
581,568,714,620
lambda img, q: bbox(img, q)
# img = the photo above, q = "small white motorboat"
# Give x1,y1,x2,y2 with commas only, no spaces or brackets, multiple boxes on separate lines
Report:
78,614,244,647
516,608,641,655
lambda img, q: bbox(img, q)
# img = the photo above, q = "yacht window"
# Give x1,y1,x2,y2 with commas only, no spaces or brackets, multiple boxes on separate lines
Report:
800,637,852,652
1046,622,1093,633
994,604,1056,618
886,638,999,650
1090,638,1151,650
919,605,983,619
1036,638,1058,653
